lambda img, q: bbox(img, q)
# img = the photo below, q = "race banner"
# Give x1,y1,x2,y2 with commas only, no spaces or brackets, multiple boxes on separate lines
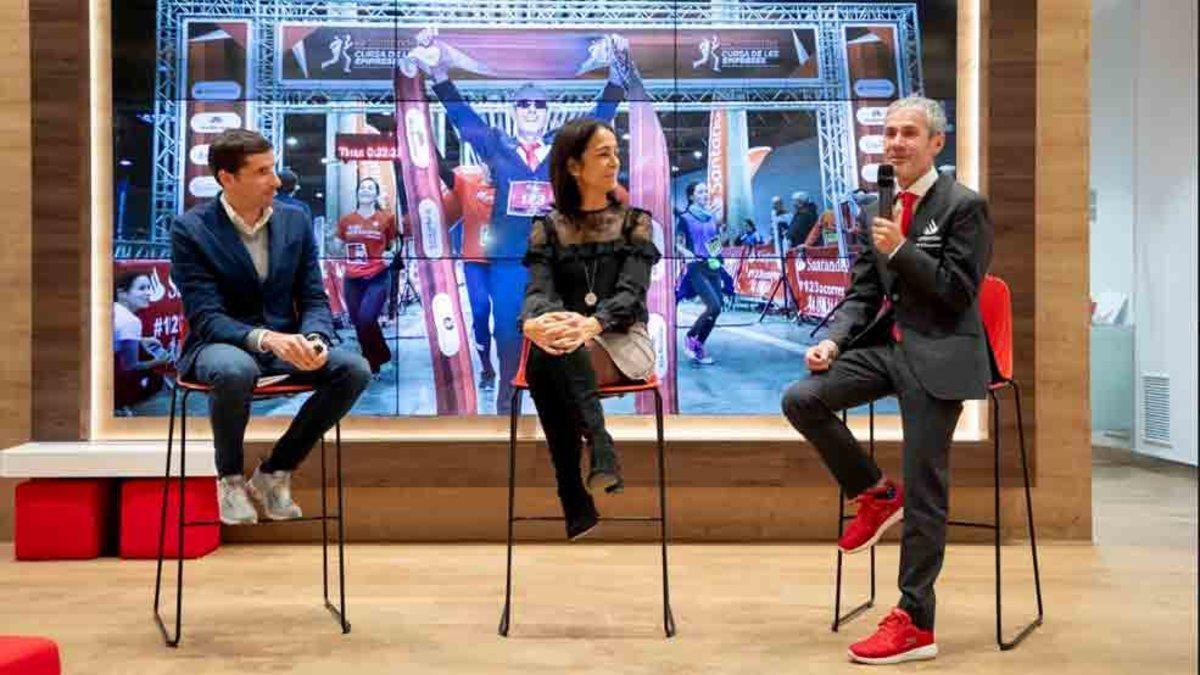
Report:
731,245,783,301
181,20,252,212
113,260,187,364
394,71,478,415
706,109,728,222
785,246,852,321
626,74,678,413
844,25,902,190
278,26,819,88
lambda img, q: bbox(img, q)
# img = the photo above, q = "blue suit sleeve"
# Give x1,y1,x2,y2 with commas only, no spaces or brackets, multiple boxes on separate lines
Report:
589,83,624,124
170,215,256,348
432,80,498,160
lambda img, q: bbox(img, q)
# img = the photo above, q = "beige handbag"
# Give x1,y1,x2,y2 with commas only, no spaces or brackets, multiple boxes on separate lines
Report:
593,321,656,381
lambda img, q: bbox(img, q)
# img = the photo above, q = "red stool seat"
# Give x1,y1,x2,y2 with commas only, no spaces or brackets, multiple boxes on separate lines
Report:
176,378,317,396
0,636,61,675
14,479,114,561
120,478,220,560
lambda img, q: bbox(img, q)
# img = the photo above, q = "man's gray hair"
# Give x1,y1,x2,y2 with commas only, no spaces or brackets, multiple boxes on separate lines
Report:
886,95,948,136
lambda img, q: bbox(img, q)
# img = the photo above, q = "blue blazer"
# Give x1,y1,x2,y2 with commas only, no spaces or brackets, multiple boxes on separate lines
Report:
170,197,334,377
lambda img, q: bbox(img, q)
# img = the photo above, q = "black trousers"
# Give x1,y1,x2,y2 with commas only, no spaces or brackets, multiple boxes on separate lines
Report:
781,343,963,630
686,262,723,344
343,270,392,373
525,344,615,520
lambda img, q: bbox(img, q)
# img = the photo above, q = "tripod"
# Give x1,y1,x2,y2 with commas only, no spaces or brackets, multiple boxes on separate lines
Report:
757,246,799,323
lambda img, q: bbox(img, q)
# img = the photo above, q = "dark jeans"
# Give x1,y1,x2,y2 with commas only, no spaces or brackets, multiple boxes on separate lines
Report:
686,262,723,344
192,344,371,478
344,270,392,373
525,343,615,521
780,344,963,630
463,261,495,376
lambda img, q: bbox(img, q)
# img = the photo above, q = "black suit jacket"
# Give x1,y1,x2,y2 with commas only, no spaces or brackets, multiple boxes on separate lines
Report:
827,173,994,401
170,198,334,376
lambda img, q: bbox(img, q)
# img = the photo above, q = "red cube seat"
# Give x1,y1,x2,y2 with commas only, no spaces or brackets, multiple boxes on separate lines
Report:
0,636,61,675
120,477,220,559
14,479,114,561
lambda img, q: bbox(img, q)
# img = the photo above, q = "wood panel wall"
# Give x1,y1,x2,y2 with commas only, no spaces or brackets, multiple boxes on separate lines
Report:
0,0,32,541
1033,0,1092,539
1,0,32,451
29,0,90,441
7,0,1092,542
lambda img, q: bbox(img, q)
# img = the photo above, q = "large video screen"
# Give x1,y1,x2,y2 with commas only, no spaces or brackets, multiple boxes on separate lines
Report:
110,0,957,418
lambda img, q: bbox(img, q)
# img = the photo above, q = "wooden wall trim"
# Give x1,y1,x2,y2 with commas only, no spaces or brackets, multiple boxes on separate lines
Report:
1034,0,1092,538
0,0,32,449
30,0,89,440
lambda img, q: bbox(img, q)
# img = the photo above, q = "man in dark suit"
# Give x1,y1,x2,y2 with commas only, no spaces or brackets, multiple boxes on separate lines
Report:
781,96,993,664
171,129,370,526
274,167,313,223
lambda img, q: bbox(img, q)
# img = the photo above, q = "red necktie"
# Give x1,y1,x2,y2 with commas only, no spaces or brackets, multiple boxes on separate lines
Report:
897,191,918,236
888,191,920,343
520,142,540,170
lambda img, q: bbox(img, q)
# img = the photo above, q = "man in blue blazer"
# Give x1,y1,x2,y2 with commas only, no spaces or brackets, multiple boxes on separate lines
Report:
171,129,370,526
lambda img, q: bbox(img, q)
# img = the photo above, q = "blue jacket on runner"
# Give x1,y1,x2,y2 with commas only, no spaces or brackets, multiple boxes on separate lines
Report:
431,80,623,262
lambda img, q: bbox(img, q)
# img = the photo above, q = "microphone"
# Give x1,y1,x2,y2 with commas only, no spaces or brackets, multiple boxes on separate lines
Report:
876,164,895,219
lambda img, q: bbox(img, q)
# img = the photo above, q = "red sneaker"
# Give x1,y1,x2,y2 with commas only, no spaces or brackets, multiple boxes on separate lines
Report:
848,607,938,665
838,479,903,554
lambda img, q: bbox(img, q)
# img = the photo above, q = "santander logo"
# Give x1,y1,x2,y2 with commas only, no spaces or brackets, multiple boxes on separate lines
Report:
147,268,167,303
405,108,431,169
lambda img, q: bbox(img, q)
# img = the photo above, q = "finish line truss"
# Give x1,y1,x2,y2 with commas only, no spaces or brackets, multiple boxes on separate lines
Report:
147,0,923,243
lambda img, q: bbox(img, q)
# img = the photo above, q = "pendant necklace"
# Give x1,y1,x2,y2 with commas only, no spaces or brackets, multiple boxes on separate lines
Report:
582,257,599,307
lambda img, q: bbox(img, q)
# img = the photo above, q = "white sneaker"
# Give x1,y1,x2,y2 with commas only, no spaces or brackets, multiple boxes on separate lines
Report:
217,475,258,525
247,465,304,520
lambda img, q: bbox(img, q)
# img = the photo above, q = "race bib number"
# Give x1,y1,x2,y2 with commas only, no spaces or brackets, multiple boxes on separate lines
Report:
506,181,553,217
704,236,723,258
346,242,368,261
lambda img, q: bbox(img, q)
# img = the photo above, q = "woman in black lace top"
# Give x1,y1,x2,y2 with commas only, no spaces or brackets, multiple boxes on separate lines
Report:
520,118,661,540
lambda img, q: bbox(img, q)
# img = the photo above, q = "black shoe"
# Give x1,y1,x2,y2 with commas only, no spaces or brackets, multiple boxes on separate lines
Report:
586,440,624,495
566,501,600,541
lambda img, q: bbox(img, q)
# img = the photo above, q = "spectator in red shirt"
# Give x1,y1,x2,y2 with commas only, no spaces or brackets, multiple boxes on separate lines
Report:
334,177,399,375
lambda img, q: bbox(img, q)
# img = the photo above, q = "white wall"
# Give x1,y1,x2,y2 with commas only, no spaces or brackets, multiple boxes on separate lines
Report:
1094,0,1195,461
1093,0,1198,464
1090,0,1139,437
1132,0,1198,465
1090,0,1138,303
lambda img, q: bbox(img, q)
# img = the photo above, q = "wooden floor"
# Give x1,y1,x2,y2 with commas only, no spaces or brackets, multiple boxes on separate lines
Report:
0,449,1195,674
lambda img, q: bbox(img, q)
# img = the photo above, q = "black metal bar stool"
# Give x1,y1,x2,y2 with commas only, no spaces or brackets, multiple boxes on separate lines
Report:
830,275,1044,650
152,378,349,647
498,342,675,638
832,403,878,629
